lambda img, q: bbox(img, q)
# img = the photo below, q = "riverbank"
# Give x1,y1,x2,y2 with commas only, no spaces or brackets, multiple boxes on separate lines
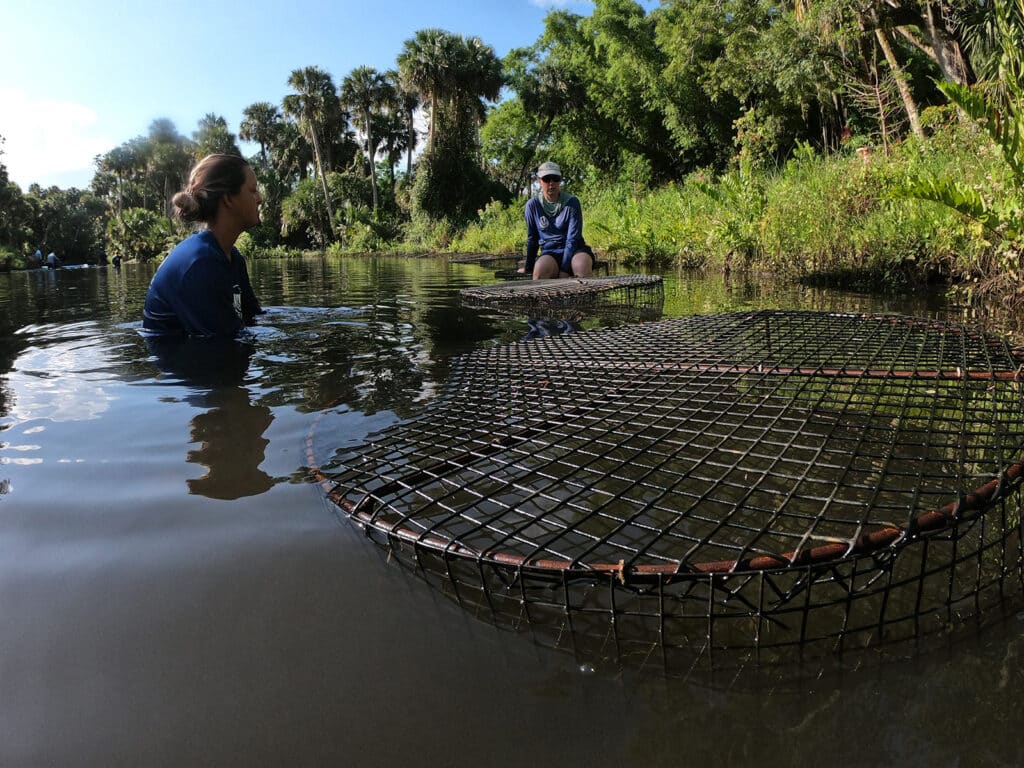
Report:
450,110,1018,308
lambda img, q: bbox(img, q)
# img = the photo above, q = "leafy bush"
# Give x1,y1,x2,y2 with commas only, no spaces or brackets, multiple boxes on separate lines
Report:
0,244,25,270
398,213,456,253
412,147,511,225
235,232,295,259
449,199,524,253
105,207,177,261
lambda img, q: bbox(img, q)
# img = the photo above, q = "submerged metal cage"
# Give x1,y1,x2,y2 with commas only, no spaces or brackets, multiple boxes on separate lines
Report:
311,311,1024,659
493,260,610,281
450,253,520,268
461,274,664,320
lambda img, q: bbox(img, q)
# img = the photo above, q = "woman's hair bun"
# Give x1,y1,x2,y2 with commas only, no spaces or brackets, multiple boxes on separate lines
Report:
172,190,203,222
172,153,249,224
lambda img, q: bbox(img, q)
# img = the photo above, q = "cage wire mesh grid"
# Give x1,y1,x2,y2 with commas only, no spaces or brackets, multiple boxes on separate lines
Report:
461,274,663,320
450,253,521,267
310,311,1024,656
493,261,610,281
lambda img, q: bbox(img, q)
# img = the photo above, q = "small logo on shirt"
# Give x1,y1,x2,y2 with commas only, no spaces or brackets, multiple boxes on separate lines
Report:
539,216,549,229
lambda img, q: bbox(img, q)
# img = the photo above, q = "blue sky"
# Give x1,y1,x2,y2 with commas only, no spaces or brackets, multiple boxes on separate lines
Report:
0,0,654,191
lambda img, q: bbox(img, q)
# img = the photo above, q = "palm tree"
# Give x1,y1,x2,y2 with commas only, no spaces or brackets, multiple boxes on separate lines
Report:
240,102,281,163
376,110,409,189
341,66,394,215
193,113,241,157
507,55,582,192
398,30,504,155
397,28,461,155
283,66,340,236
96,145,135,217
458,36,504,127
386,70,420,177
273,120,313,182
146,119,193,218
397,30,505,220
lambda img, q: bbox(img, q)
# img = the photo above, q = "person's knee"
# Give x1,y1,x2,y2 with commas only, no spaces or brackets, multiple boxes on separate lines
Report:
572,251,593,277
533,254,559,279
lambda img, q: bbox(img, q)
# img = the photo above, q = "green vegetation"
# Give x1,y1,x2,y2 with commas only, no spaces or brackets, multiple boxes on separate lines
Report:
894,0,1024,308
0,0,1021,311
454,113,995,286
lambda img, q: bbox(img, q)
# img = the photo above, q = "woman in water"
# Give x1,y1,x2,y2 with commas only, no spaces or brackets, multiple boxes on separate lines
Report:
143,153,263,337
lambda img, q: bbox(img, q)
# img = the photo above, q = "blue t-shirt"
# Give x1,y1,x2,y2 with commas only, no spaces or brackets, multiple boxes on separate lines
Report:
142,230,260,338
524,193,587,272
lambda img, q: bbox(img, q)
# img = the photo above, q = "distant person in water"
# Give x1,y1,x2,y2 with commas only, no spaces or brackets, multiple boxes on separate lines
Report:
520,161,594,280
143,153,263,338
46,251,61,269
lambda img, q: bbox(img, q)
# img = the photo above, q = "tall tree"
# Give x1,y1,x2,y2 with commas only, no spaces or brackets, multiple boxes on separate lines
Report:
94,136,154,215
0,135,35,252
272,120,313,181
341,66,395,215
501,48,587,192
375,110,409,190
398,29,506,220
240,102,282,163
386,69,420,177
95,144,134,217
397,28,461,155
193,113,241,157
146,119,193,218
284,66,341,236
873,0,975,86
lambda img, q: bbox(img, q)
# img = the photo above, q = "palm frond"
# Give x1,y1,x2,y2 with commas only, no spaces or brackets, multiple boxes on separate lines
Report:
894,174,1007,234
937,81,1024,183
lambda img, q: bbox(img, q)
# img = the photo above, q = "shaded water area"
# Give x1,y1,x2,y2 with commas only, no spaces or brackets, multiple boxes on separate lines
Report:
2,257,1023,767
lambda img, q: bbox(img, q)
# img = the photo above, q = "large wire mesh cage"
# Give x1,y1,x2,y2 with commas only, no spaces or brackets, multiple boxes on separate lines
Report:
493,260,611,281
450,253,521,268
461,274,664,321
310,311,1024,661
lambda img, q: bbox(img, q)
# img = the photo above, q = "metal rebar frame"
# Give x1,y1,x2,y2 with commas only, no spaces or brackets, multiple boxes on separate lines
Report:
461,275,664,321
310,311,1024,655
450,253,520,267
493,261,611,281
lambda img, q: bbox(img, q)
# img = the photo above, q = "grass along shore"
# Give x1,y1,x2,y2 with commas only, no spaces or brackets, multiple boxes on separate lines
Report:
450,110,1021,310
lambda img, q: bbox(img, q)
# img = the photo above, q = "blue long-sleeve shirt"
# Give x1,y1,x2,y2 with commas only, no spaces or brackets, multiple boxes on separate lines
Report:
524,194,587,272
143,230,261,338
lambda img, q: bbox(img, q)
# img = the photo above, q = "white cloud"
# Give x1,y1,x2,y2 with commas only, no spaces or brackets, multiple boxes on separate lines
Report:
0,87,115,190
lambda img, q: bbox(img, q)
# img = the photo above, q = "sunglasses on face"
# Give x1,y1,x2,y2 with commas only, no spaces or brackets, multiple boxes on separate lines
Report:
540,176,561,183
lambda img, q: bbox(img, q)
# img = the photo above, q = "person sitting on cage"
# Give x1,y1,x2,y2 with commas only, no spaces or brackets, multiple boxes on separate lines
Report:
520,161,595,280
142,153,263,338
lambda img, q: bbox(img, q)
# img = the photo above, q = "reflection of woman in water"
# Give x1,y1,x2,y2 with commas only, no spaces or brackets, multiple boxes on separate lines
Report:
147,336,275,499
186,386,275,500
143,153,263,338
521,317,579,341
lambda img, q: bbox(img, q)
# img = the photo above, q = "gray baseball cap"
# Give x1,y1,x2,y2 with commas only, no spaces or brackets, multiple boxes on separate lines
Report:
537,161,562,179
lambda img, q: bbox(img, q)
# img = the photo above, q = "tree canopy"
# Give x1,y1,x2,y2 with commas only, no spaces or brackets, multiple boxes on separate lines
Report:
1,0,1009,261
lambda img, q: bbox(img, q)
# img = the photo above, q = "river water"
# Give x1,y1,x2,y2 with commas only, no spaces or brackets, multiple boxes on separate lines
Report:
1,257,1022,767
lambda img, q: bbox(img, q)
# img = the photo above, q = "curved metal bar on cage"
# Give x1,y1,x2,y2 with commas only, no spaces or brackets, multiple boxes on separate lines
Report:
461,275,664,320
309,310,1024,649
450,253,521,267
494,261,611,281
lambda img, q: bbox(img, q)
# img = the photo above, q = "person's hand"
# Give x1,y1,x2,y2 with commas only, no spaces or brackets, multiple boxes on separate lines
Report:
517,267,525,274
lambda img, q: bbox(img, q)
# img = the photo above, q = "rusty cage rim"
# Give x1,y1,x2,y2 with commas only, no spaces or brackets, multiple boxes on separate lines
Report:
307,310,1024,586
